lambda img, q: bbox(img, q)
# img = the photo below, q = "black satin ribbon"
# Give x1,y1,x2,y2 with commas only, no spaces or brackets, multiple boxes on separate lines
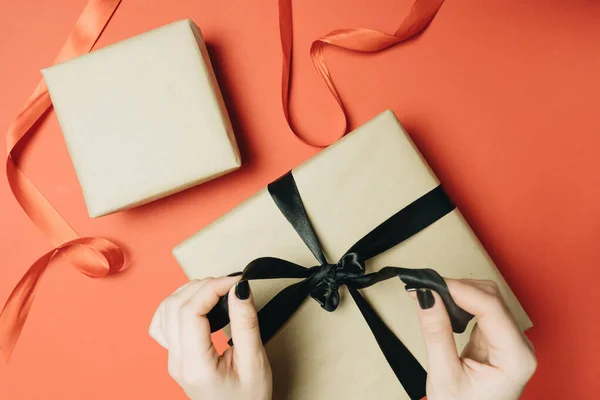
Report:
206,171,474,400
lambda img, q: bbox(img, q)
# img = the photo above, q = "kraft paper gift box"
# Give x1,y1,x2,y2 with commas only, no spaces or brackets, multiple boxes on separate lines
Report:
42,19,240,218
173,110,532,399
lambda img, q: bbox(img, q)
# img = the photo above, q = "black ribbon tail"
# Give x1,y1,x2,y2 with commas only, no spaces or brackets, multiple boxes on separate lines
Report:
351,267,474,333
244,257,311,280
398,268,474,333
346,185,455,262
348,287,427,400
208,293,231,333
268,172,328,265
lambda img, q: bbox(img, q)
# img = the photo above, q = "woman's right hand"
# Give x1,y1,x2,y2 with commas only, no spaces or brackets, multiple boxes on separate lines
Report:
407,279,537,400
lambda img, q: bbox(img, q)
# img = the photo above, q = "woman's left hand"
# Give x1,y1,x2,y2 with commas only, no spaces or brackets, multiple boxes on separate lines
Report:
149,276,273,400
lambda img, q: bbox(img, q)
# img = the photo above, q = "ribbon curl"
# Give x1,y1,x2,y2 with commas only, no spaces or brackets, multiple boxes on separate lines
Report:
1,0,124,361
280,0,446,147
206,172,474,400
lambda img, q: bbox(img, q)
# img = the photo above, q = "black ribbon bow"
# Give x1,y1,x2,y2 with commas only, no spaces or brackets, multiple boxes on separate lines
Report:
206,172,474,399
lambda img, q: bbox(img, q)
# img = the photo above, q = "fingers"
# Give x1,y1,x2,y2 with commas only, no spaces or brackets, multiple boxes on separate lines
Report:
445,279,509,318
178,276,241,357
149,302,168,349
228,280,265,376
150,280,207,351
460,323,488,361
444,279,523,347
408,288,461,378
149,277,241,388
149,277,239,355
446,278,537,379
182,276,240,316
164,279,215,356
170,276,239,381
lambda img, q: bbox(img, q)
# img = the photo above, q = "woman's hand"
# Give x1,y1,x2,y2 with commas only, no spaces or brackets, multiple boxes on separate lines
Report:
149,277,272,400
408,279,537,400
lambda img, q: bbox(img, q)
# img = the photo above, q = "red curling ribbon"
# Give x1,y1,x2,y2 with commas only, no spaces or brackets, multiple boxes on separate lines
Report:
1,0,124,361
279,0,446,147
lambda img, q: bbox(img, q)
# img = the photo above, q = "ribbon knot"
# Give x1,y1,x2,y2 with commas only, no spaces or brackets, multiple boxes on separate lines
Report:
308,252,365,311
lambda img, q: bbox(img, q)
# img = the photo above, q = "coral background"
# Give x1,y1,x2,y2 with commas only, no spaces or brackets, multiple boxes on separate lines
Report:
1,0,599,398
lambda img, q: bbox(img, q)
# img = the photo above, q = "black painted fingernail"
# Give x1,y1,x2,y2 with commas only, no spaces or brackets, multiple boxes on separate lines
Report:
417,289,435,309
405,285,417,292
235,280,250,300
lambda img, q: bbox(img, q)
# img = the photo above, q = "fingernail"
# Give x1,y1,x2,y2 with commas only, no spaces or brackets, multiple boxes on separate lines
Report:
235,280,250,300
405,286,417,292
417,289,435,309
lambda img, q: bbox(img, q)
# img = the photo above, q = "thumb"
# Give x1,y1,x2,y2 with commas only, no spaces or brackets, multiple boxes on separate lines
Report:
228,280,264,372
408,288,462,377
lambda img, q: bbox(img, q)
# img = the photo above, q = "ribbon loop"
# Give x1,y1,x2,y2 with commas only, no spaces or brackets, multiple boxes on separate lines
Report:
280,0,447,147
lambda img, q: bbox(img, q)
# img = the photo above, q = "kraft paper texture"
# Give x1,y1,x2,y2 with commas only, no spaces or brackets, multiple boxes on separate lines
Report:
174,110,532,399
42,19,240,218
